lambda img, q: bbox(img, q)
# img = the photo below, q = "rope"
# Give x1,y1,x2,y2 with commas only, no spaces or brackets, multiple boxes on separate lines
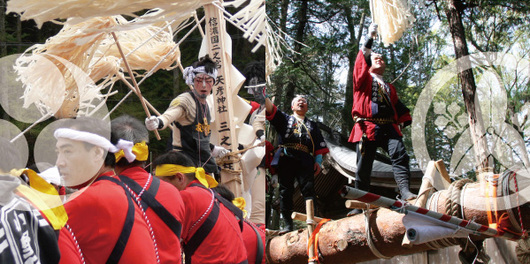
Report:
307,219,331,263
424,179,472,250
516,236,530,264
501,170,525,236
363,208,391,259
65,223,86,264
215,143,265,174
122,178,160,264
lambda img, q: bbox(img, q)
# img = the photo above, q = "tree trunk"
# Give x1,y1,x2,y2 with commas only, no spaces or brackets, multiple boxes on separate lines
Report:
16,15,21,53
0,0,6,57
341,5,364,135
284,0,308,108
279,0,289,38
266,182,529,263
444,0,490,172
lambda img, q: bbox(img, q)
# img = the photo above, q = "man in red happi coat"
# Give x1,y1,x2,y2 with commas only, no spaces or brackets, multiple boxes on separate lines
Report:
348,24,416,216
153,151,248,264
111,115,186,264
55,117,157,264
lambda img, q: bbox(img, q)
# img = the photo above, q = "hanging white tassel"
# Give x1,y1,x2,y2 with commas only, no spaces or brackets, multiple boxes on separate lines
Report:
370,0,415,46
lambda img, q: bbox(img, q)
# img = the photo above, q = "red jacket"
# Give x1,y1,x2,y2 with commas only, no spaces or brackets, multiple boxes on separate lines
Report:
58,171,157,264
349,51,412,143
242,221,266,264
119,166,186,264
58,225,83,263
181,180,248,264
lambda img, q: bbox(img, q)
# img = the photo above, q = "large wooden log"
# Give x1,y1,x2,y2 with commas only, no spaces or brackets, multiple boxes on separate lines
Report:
266,181,530,264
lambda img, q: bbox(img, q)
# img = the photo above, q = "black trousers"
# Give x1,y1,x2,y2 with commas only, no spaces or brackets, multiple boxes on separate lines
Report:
277,149,315,213
355,126,410,192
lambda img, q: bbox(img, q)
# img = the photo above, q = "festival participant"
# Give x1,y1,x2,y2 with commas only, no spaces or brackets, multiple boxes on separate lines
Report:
348,24,416,216
153,151,248,264
0,138,61,264
241,61,267,225
212,184,266,264
263,95,330,232
145,55,229,175
111,114,186,264
54,117,157,263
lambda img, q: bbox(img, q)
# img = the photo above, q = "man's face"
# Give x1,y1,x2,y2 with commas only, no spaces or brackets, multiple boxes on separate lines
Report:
370,54,386,74
291,97,308,114
193,73,214,99
55,138,104,188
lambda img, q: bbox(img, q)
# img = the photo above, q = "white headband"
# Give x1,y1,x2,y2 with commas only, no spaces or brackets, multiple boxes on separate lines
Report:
54,128,137,162
183,66,218,86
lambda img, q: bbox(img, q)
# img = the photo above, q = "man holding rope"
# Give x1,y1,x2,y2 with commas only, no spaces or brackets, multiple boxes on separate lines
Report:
145,55,229,176
348,24,416,216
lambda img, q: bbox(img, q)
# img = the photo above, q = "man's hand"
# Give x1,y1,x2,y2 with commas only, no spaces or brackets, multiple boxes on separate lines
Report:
314,162,322,176
211,145,230,158
369,23,378,39
145,116,160,131
314,154,323,176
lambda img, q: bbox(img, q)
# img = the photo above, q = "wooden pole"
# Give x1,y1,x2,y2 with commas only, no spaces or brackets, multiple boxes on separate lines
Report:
203,2,243,197
111,32,161,140
345,200,378,210
292,212,323,224
306,199,316,264
434,159,451,183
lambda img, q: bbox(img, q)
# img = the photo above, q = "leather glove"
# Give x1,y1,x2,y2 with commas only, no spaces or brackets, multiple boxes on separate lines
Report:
368,23,378,39
145,116,160,131
211,145,230,158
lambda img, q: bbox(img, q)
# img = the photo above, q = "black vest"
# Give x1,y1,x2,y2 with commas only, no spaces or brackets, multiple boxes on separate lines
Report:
174,91,218,174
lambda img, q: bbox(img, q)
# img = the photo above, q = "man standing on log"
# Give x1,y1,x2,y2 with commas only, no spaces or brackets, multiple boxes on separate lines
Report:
348,24,416,216
263,94,329,232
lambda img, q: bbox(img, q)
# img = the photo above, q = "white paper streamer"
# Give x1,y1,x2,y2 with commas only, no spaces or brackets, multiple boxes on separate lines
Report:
403,211,472,244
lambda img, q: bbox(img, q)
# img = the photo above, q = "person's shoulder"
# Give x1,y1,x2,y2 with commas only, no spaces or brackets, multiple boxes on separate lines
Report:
170,92,194,108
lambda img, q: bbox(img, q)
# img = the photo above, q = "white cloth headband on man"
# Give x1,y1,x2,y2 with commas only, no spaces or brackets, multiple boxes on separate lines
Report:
54,128,137,162
183,66,218,86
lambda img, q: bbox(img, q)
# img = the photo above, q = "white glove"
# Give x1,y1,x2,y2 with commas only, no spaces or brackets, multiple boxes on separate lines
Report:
145,116,160,131
368,23,378,38
258,134,266,142
211,145,230,158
